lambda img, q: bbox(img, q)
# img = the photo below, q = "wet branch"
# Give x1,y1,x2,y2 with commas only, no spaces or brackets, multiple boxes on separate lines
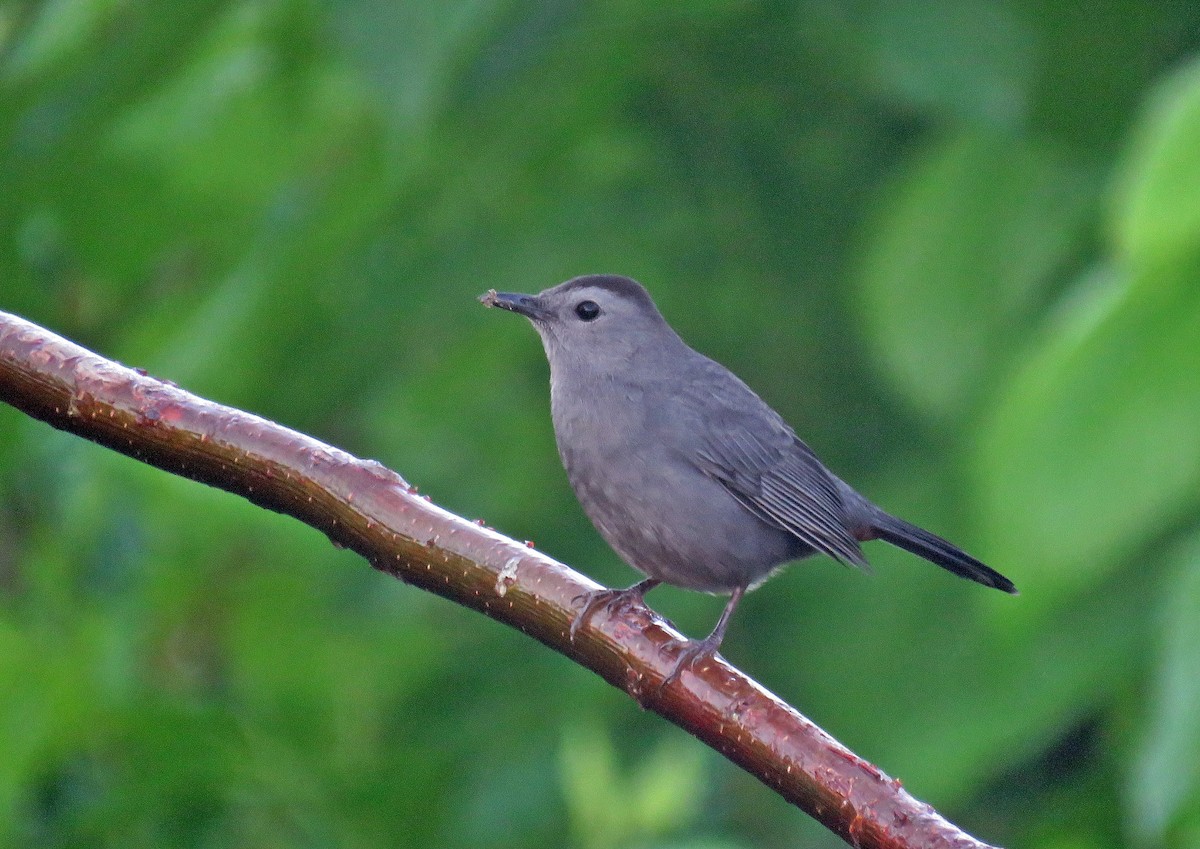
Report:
0,309,999,849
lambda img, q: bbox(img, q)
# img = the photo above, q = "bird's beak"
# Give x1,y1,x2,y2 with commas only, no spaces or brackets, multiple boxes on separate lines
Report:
479,289,550,321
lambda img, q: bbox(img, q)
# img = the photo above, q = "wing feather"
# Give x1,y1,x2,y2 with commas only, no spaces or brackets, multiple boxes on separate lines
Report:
695,431,867,568
673,355,868,568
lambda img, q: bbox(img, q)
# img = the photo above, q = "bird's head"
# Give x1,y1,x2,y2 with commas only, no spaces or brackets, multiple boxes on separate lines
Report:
480,274,682,370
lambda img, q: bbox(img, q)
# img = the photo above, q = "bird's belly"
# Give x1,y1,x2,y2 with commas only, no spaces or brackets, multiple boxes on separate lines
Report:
561,442,804,593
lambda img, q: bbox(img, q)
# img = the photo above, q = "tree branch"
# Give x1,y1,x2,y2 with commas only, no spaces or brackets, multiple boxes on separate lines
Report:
0,309,999,849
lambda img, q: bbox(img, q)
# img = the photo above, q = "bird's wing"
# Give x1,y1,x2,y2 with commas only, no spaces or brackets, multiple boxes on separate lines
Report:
693,420,869,569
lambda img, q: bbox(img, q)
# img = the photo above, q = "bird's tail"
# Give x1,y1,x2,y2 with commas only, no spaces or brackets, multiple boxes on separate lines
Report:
871,513,1017,594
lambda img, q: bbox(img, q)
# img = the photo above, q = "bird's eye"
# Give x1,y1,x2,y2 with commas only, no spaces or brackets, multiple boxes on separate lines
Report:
574,300,601,321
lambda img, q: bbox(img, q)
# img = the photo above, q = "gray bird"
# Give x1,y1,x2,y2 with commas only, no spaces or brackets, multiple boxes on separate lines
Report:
481,275,1016,685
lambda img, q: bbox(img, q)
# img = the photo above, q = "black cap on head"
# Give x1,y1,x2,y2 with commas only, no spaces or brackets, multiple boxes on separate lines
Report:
554,275,658,311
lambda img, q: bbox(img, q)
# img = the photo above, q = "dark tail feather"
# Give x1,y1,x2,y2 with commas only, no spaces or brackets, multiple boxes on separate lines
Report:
872,513,1017,594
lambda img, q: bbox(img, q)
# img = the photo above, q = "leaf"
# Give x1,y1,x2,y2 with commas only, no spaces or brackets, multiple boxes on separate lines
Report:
1128,531,1200,844
629,737,705,837
973,257,1200,598
857,132,1092,420
1113,57,1200,267
558,723,706,849
0,0,123,84
863,0,1035,127
559,724,626,849
327,0,501,131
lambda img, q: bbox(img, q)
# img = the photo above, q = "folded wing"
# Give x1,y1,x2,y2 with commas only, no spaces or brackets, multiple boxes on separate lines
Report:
694,427,868,569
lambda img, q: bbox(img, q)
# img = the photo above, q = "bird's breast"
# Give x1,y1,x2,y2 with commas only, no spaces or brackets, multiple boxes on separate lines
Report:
550,375,647,483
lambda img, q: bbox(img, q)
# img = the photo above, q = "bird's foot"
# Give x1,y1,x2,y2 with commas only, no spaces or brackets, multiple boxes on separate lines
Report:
569,579,658,642
658,633,724,690
657,585,742,690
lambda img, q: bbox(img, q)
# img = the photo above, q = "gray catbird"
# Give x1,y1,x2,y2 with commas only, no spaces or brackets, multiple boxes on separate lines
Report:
482,274,1016,685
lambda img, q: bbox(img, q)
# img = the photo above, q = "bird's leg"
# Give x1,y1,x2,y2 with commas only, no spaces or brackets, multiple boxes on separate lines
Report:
569,578,662,642
660,586,746,689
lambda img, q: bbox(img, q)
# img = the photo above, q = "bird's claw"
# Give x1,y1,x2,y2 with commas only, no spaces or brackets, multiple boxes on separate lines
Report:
658,635,723,691
568,587,645,642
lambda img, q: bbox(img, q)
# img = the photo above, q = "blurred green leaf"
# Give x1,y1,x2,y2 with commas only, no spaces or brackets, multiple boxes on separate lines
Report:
560,724,630,849
858,132,1092,420
1,0,123,84
1129,531,1200,845
973,257,1200,599
628,737,706,838
560,723,706,849
864,0,1035,127
1114,57,1200,267
329,0,500,133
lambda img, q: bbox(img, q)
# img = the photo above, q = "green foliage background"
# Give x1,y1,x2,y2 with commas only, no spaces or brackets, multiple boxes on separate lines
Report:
2,2,1200,847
